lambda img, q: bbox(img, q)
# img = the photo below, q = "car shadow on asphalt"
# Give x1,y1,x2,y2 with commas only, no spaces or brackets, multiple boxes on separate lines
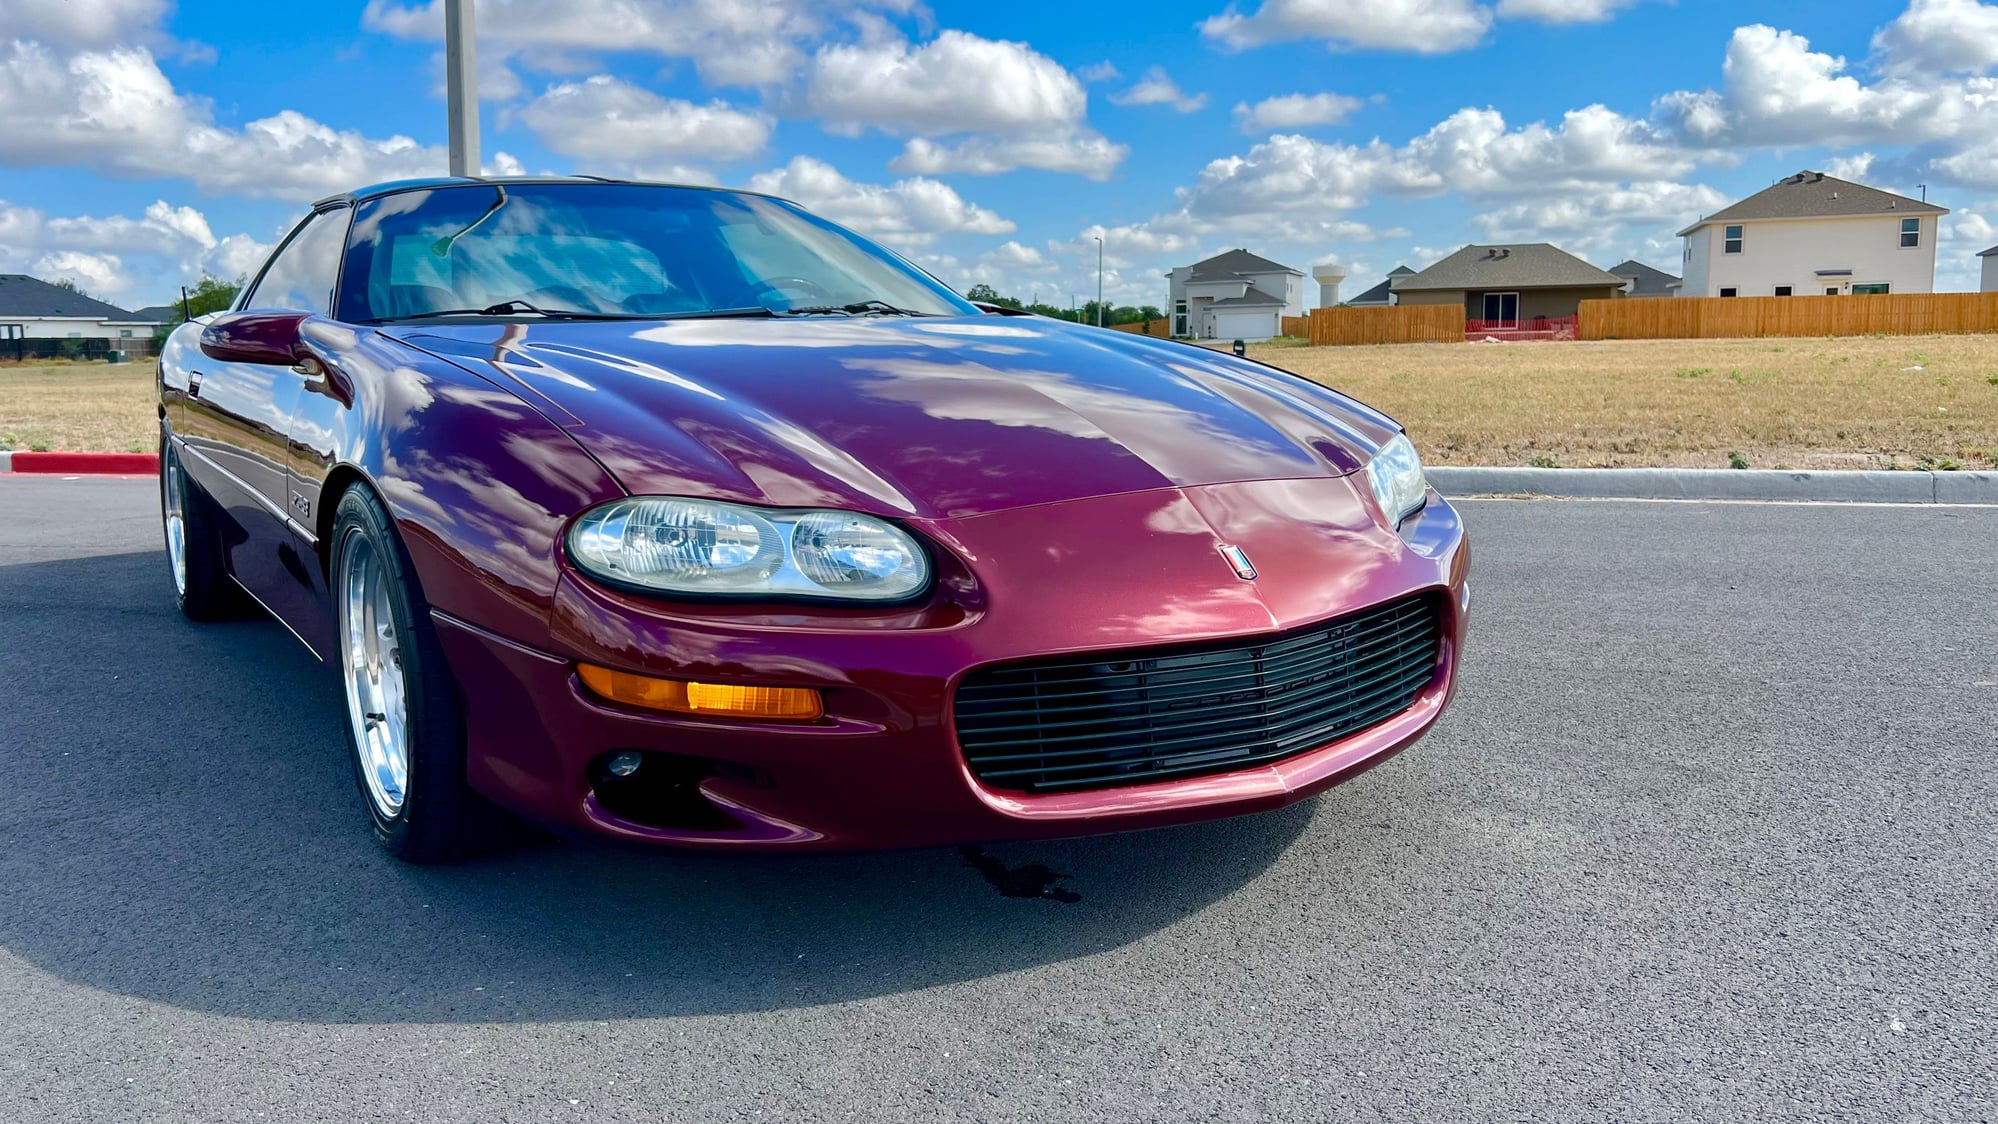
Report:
0,549,1319,1023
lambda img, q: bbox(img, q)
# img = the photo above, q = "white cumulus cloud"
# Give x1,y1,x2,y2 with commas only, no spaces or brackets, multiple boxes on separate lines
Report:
802,30,1087,137
363,0,920,87
1494,0,1641,23
1201,0,1495,54
746,156,1015,246
6,0,171,49
891,133,1128,181
1109,67,1208,113
1872,0,1998,75
1234,92,1365,132
0,198,275,302
1472,181,1728,253
515,76,771,165
0,42,445,200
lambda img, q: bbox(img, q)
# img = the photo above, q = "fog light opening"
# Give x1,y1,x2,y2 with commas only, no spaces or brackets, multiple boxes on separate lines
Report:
589,751,742,832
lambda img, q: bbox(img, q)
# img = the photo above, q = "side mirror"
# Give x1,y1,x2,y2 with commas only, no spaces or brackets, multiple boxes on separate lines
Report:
200,311,310,365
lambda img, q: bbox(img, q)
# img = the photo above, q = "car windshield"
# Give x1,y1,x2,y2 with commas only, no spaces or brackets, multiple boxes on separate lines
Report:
335,182,978,322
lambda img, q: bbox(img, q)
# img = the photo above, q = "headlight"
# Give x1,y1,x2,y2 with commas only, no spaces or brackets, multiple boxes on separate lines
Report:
568,498,931,601
1364,433,1428,527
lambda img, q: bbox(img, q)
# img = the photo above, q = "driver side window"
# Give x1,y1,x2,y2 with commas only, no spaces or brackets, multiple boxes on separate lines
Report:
244,208,350,316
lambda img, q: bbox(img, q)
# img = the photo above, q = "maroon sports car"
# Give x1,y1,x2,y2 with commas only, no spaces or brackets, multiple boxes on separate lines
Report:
158,178,1468,861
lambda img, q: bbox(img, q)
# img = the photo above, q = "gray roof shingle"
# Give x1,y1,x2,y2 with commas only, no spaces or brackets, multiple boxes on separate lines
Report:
0,274,141,320
1979,245,1998,258
1205,287,1286,308
1392,244,1624,293
1677,171,1947,235
1185,248,1301,283
1346,265,1413,305
1608,259,1681,296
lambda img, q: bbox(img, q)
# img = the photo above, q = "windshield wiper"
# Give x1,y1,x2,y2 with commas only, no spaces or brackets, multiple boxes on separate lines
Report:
376,299,636,323
778,300,931,317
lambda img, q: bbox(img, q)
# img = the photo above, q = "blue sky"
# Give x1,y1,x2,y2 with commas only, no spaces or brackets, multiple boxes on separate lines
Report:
5,0,1997,309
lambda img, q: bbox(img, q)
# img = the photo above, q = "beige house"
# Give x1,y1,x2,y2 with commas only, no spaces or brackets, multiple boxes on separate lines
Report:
1677,172,1947,298
1390,244,1626,325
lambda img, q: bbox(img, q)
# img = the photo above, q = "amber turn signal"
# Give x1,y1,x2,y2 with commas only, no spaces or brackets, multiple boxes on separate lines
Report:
576,664,825,720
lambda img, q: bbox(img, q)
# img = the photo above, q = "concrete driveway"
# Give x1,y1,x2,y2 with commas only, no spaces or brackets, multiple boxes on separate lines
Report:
2,477,1992,1122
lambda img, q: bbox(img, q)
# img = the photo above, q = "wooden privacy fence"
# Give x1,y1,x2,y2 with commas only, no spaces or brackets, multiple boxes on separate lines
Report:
1107,317,1173,337
1580,292,1998,340
1308,304,1464,346
1280,315,1308,337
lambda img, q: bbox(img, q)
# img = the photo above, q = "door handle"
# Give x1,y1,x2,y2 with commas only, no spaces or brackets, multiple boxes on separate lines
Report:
187,371,202,399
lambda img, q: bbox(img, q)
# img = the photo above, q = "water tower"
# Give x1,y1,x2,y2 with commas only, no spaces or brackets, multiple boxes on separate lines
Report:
1312,262,1348,308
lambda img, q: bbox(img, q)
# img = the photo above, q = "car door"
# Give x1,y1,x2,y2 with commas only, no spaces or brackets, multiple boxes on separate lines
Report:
177,206,350,653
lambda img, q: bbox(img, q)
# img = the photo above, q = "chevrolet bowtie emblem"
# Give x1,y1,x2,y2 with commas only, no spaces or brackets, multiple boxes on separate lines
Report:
1218,544,1257,580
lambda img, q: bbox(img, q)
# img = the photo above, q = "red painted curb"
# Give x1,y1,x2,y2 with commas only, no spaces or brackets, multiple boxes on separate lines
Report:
7,451,158,475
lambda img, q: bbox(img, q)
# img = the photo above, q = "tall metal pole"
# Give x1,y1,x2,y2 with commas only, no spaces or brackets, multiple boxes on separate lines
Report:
1094,236,1104,327
445,0,480,176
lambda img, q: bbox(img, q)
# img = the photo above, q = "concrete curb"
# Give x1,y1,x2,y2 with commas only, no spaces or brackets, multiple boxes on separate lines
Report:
1427,466,1998,504
1,451,157,475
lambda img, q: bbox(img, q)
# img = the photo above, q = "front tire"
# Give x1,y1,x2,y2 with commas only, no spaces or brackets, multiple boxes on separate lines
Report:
331,485,490,862
160,429,246,621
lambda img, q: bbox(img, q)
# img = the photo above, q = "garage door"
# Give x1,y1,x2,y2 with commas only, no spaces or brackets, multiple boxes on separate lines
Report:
1212,311,1276,340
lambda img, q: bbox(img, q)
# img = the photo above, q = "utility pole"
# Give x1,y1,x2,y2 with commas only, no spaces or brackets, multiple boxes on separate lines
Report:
444,0,480,176
1094,235,1104,327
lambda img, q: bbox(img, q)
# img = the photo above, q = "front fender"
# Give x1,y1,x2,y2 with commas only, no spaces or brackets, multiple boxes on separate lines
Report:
294,321,625,650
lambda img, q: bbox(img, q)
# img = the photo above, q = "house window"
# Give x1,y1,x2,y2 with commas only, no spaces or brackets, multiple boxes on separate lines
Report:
119,328,134,338
1774,286,1793,296
1825,287,1840,295
1723,225,1744,254
1719,287,1738,298
1479,291,1519,327
1900,218,1920,248
1172,299,1188,337
1853,283,1891,295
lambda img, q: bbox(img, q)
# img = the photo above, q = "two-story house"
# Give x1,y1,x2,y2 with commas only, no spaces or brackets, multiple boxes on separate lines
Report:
1677,172,1947,298
1164,249,1306,341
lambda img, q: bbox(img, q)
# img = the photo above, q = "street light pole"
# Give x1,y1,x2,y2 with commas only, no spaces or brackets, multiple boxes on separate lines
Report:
1094,236,1104,328
444,0,480,176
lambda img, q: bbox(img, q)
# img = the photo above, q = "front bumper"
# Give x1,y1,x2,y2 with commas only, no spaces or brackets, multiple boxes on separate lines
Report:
432,478,1470,851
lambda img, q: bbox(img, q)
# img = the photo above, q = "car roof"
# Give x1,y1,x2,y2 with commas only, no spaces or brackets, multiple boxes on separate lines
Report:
312,176,787,211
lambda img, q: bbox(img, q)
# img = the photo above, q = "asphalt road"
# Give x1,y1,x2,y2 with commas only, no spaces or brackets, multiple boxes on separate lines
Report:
2,477,1993,1123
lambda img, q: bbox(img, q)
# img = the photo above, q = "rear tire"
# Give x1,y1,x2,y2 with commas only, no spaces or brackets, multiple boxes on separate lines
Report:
160,428,247,621
331,485,494,863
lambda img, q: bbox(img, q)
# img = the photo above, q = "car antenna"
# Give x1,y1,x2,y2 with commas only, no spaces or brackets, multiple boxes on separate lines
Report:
180,285,191,322
430,183,509,258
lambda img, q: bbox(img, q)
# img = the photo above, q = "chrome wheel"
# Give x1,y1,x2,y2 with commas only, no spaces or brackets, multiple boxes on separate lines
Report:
339,530,410,818
162,445,188,597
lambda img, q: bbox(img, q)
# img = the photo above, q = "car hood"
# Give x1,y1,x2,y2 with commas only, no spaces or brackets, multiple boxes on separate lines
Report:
388,315,1400,519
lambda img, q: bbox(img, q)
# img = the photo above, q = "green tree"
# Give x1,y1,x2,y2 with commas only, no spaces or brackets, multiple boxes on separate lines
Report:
963,283,1023,310
182,274,242,318
153,274,244,348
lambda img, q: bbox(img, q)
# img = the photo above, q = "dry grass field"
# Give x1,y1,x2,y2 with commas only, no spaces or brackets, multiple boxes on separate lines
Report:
5,334,1997,470
0,362,158,454
1262,333,1998,470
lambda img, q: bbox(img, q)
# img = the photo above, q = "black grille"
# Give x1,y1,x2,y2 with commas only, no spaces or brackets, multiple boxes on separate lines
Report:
954,593,1442,793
